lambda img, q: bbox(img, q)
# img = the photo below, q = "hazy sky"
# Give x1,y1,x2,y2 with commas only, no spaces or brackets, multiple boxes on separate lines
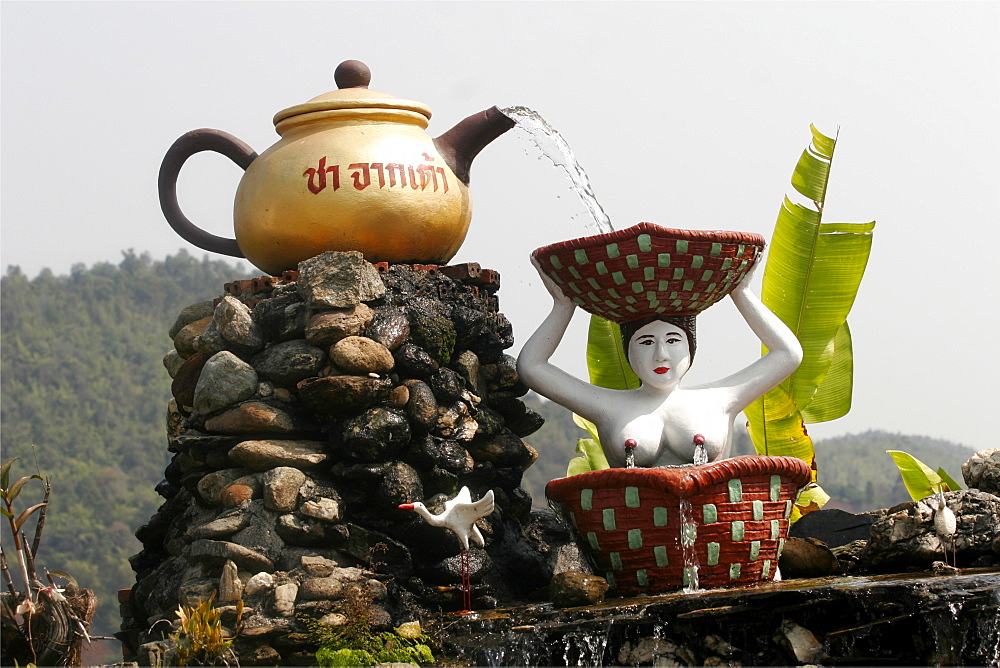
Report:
3,2,998,455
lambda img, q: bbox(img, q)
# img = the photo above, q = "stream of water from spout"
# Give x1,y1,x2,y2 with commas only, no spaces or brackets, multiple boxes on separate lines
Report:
499,106,614,236
679,498,701,593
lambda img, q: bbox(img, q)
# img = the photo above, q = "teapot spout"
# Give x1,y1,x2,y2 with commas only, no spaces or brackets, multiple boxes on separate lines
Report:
434,106,515,185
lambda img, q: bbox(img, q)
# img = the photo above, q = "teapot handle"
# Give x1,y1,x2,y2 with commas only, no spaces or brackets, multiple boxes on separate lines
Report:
158,129,259,258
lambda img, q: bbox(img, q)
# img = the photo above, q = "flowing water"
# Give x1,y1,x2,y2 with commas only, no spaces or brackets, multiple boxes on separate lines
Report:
678,498,701,592
499,106,614,235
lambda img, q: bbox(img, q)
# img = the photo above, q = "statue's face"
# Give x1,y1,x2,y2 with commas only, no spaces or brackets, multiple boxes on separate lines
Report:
628,320,692,389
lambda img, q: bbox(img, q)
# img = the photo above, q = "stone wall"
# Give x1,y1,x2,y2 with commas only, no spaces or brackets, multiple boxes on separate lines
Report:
121,252,576,665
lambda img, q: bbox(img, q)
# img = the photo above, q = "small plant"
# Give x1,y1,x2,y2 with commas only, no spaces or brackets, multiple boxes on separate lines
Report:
1,457,94,666
887,450,963,502
171,593,244,666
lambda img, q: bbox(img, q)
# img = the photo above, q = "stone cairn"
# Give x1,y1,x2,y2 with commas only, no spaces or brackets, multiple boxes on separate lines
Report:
121,251,576,665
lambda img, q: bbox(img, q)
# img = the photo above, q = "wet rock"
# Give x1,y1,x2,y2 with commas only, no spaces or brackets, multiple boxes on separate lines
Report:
297,251,385,310
408,305,456,364
251,340,328,387
228,439,330,471
775,619,823,664
404,435,474,475
423,548,492,585
393,342,440,379
467,432,533,468
174,316,213,357
549,571,609,608
618,637,679,665
451,305,487,348
435,402,478,441
297,375,392,416
204,401,305,435
428,367,465,403
169,352,211,410
377,461,423,509
305,303,374,346
778,537,840,578
188,539,274,573
329,336,395,375
170,301,216,339
192,351,258,415
197,296,265,356
404,380,438,430
490,395,544,437
252,291,308,342
263,466,306,512
332,524,413,578
367,307,410,350
342,407,411,462
481,354,520,390
963,448,1000,495
451,350,483,395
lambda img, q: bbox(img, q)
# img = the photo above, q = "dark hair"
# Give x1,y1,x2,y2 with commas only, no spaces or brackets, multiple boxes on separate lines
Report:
620,315,697,362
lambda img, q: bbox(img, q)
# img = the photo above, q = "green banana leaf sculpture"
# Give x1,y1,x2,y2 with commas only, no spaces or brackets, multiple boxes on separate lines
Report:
886,450,963,502
745,126,875,519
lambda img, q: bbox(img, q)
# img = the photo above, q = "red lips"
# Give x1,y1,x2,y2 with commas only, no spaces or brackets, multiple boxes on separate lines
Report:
654,367,669,374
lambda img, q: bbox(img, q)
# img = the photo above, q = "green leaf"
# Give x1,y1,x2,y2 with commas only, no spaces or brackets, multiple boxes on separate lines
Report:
886,450,942,501
790,483,831,522
572,413,600,442
586,315,639,390
936,467,963,492
5,475,42,505
11,502,46,534
800,322,853,423
571,437,610,475
1,459,15,491
747,125,876,470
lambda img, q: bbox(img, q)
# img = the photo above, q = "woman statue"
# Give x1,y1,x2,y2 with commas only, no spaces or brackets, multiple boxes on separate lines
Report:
517,257,803,469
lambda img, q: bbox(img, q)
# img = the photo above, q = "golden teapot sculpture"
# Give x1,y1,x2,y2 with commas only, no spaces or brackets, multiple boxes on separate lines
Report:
159,60,514,276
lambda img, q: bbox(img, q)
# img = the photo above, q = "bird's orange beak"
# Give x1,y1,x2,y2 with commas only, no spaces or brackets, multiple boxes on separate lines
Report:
398,503,415,510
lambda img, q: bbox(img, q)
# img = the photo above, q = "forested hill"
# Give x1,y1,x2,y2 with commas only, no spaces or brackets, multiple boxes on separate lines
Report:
0,252,979,644
1,251,254,641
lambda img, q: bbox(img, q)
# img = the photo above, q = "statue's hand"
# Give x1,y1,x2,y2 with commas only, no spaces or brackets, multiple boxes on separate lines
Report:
531,256,575,308
731,260,761,297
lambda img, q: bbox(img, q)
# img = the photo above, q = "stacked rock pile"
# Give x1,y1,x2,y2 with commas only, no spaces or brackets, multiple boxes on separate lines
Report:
122,251,575,665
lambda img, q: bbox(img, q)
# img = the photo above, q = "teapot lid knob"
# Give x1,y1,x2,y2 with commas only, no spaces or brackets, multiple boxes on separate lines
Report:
335,60,372,89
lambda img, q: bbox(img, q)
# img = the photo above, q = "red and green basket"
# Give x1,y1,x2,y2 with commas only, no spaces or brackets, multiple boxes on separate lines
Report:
545,455,811,594
532,223,765,322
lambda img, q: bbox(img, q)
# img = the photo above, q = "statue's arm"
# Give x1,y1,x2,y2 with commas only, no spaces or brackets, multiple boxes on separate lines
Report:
516,260,608,421
716,273,803,414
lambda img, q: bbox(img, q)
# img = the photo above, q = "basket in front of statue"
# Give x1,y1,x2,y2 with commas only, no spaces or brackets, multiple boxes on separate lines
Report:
531,223,765,323
545,455,811,594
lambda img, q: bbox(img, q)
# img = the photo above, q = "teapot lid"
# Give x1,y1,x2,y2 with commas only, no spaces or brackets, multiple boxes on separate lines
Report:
273,60,432,126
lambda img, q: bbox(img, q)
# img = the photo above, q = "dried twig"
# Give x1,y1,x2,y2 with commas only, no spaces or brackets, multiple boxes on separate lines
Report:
0,547,17,595
21,531,39,587
31,479,51,561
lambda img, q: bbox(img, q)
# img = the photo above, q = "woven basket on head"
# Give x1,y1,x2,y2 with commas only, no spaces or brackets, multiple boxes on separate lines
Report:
546,455,811,594
532,223,765,323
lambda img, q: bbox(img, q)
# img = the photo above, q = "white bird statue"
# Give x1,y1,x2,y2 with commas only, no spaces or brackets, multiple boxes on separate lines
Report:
932,488,957,567
398,486,495,551
400,486,495,613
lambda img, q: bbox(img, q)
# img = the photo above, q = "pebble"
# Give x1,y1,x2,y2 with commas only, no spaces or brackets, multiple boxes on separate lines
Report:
297,251,385,310
196,296,264,356
300,497,342,523
366,307,410,350
297,375,392,416
273,582,299,617
169,301,216,339
329,336,395,375
262,466,306,512
204,401,298,434
228,439,330,471
298,576,344,600
188,539,274,573
251,339,328,387
173,316,213,357
305,303,374,346
342,407,412,462
163,349,185,378
192,351,258,415
549,571,609,608
963,448,1000,495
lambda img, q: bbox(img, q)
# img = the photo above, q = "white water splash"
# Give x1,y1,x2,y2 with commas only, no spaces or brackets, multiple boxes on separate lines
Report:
499,106,614,235
679,498,700,593
693,442,709,466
